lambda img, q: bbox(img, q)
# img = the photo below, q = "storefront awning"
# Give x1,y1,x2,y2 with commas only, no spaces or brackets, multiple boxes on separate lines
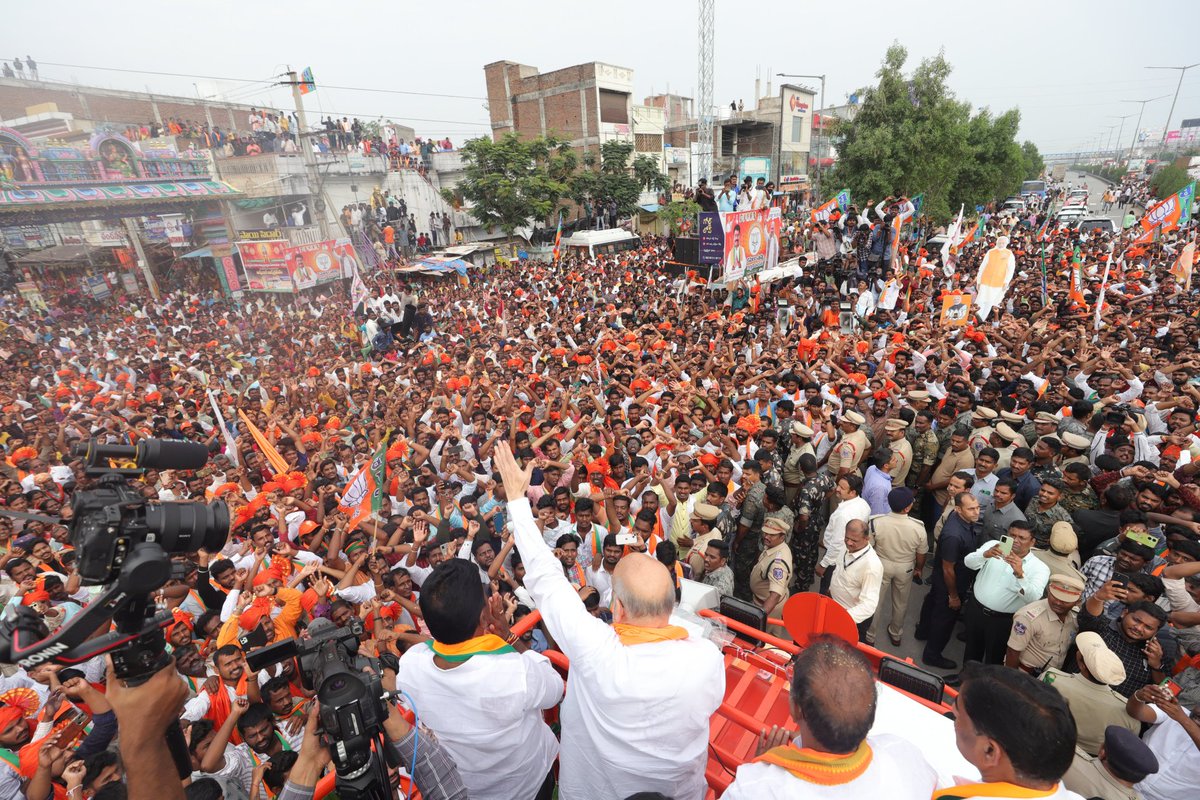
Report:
14,243,102,265
181,246,213,259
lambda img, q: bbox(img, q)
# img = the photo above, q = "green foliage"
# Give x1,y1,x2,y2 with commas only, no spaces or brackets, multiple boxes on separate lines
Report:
1150,164,1191,199
1020,141,1044,181
827,44,1033,222
569,141,667,217
657,200,700,235
443,133,577,235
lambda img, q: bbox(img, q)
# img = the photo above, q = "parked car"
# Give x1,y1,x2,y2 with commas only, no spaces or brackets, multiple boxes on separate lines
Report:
1055,206,1088,228
1077,217,1118,235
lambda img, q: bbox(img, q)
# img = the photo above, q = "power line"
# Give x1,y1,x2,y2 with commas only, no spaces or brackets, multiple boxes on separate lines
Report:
37,60,285,85
279,80,485,101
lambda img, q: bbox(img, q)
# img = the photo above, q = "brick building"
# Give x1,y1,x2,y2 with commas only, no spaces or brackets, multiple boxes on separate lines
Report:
483,60,635,152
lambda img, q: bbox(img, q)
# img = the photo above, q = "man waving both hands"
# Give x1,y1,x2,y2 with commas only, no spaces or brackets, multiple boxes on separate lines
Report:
495,441,725,800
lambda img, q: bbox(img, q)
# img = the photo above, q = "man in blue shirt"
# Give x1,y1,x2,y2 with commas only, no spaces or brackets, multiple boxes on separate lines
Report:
861,447,896,516
960,520,1050,666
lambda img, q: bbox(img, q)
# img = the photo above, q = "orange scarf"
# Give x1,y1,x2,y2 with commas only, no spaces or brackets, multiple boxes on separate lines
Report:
932,782,1063,800
206,675,249,743
755,741,873,786
613,623,689,646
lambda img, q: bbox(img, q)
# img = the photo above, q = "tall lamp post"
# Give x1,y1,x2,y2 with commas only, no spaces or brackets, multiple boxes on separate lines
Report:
1121,95,1168,160
776,72,825,200
1146,63,1199,148
1107,114,1135,160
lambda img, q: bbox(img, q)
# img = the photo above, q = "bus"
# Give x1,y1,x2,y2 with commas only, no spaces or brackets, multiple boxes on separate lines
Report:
1020,179,1047,200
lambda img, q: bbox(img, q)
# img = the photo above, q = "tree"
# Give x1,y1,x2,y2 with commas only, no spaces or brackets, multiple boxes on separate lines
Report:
951,109,1025,211
828,44,1032,222
1150,164,1191,199
657,199,700,235
444,133,577,236
568,140,665,218
632,154,670,194
1020,141,1044,181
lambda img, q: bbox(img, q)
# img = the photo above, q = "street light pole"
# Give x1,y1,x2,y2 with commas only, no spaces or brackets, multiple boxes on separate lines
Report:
776,72,825,199
1107,114,1134,159
1146,64,1200,148
1121,96,1169,160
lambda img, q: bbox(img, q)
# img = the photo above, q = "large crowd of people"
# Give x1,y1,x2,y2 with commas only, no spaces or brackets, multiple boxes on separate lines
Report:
0,167,1197,800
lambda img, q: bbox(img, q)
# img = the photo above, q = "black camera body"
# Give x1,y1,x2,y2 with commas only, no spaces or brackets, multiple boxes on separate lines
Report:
247,618,398,799
68,439,230,585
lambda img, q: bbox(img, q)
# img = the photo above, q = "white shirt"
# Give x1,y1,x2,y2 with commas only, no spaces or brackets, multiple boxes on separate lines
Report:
820,496,871,568
829,544,884,623
723,733,937,800
395,642,563,800
510,497,725,800
1135,706,1200,800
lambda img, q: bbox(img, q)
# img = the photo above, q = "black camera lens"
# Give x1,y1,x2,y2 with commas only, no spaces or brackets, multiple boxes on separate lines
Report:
145,500,230,554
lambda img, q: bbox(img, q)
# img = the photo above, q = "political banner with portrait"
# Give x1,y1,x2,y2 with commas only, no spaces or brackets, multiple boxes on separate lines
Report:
719,208,781,282
287,238,357,290
939,292,971,327
237,239,294,293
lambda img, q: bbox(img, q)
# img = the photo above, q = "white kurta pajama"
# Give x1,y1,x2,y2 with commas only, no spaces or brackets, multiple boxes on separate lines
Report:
510,497,726,800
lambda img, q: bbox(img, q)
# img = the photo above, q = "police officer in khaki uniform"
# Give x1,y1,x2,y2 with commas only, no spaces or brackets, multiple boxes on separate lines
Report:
1032,522,1085,588
870,486,928,646
1061,431,1093,470
826,410,869,478
968,407,998,455
884,418,913,487
782,424,815,504
990,422,1025,470
1005,572,1083,674
750,516,793,639
683,503,723,578
1063,725,1159,800
1042,631,1142,756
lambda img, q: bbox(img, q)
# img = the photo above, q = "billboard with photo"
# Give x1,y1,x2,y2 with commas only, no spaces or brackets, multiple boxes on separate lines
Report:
237,239,294,293
719,207,781,282
287,238,358,290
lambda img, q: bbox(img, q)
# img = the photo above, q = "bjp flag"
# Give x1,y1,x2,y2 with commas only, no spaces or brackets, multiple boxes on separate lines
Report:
1171,239,1197,289
236,410,290,476
338,443,386,530
940,292,971,327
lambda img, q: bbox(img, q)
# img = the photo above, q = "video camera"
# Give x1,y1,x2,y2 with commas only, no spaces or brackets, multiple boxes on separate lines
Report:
248,618,400,800
0,437,228,677
0,438,230,780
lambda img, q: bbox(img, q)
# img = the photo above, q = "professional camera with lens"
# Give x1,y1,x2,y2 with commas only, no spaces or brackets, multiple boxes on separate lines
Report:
70,439,229,584
0,438,231,781
247,618,399,799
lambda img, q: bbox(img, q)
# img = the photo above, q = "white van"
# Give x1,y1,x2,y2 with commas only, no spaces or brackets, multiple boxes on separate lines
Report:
561,229,642,258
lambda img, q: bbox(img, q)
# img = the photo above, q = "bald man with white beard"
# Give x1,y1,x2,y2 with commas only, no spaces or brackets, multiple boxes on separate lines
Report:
496,443,725,800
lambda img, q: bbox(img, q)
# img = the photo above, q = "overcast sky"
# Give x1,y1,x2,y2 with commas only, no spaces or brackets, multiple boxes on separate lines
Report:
7,0,1199,155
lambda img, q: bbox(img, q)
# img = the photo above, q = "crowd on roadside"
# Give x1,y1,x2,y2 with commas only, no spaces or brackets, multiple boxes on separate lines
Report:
0,167,1197,800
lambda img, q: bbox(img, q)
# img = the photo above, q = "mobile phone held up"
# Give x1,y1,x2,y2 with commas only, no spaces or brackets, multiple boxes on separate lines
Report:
998,535,1013,557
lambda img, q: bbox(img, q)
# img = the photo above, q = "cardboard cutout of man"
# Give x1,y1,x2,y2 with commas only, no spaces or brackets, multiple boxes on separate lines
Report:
976,235,1016,320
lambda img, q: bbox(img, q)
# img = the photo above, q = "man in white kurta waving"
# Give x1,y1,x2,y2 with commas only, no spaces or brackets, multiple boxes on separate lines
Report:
975,235,1016,320
495,442,725,800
